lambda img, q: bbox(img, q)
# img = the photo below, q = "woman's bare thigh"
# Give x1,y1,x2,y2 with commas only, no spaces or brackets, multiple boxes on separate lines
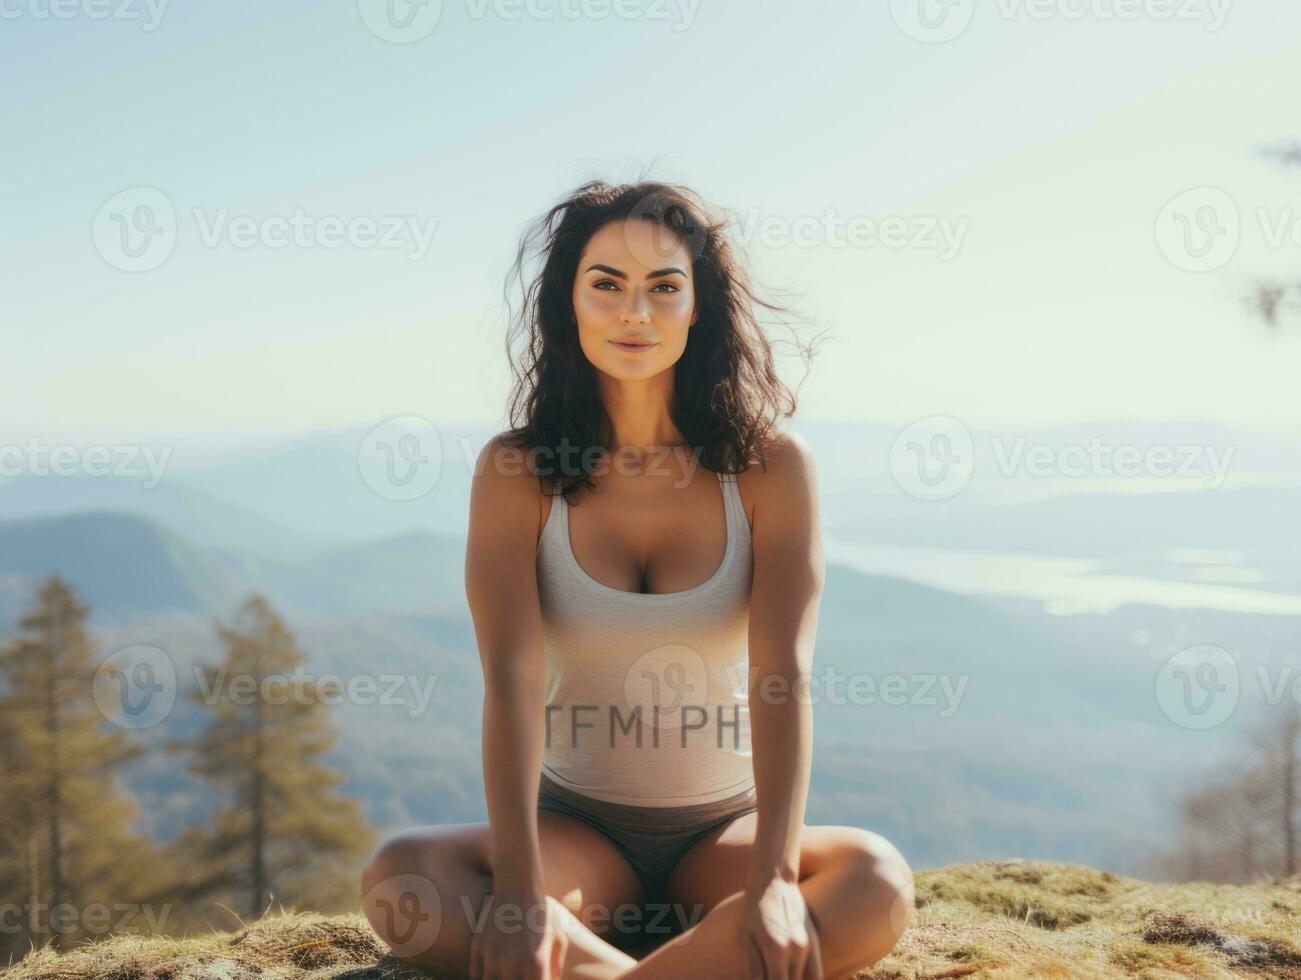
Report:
366,809,648,949
663,810,858,912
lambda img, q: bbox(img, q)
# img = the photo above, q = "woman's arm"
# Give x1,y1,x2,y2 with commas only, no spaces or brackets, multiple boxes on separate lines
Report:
746,431,824,888
465,435,550,900
740,432,825,977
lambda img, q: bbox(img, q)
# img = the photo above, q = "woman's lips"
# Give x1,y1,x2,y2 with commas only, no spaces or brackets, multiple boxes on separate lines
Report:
609,340,659,352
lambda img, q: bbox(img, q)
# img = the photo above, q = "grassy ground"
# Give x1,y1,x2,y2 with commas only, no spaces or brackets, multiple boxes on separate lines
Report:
4,860,1299,979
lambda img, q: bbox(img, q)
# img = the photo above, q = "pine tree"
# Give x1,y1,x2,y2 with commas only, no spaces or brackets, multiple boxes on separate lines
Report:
0,575,163,959
171,594,375,919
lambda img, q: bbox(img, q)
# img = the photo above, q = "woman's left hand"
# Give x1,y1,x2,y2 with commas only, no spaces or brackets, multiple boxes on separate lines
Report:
736,875,823,979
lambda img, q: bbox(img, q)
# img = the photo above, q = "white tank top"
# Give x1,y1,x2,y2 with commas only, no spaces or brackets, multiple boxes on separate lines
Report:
535,469,755,806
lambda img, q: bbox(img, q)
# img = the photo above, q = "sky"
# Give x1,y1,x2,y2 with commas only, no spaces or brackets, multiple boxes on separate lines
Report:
4,0,1301,448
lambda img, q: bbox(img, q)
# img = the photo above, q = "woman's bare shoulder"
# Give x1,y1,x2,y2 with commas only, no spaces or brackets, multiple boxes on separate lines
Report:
750,428,818,493
469,431,546,535
730,428,817,536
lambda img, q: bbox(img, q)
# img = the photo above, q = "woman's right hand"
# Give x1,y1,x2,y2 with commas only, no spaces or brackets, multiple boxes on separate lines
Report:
469,890,570,980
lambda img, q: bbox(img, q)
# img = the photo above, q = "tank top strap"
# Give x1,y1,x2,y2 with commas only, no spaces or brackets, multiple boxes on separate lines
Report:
717,469,744,532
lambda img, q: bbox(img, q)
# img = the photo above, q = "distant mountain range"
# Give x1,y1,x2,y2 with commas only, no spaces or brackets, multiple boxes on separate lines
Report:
0,510,464,626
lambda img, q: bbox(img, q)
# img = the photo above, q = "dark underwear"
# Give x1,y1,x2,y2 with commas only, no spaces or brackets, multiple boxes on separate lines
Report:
536,769,759,903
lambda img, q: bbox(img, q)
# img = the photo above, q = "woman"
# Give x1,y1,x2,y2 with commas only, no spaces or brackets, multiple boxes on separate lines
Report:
361,180,915,979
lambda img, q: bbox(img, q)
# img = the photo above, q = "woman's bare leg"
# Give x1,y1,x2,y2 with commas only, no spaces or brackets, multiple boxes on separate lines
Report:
614,823,915,980
360,812,646,979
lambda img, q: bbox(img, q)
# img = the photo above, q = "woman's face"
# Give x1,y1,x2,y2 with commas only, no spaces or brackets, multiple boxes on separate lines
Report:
571,217,698,379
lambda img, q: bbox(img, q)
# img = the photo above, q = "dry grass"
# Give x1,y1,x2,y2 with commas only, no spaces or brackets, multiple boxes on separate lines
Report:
865,858,1301,979
3,861,1298,979
1,912,425,980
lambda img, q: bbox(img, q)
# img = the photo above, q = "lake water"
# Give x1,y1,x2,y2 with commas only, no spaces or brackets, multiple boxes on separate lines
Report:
822,540,1301,616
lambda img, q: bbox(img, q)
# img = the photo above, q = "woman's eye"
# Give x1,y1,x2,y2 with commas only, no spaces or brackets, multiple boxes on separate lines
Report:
591,279,680,292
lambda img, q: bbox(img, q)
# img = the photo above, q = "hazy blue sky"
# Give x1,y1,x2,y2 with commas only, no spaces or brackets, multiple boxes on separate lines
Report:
5,0,1301,445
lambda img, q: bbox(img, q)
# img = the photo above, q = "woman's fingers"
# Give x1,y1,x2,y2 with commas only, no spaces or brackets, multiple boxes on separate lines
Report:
803,901,824,979
786,892,809,980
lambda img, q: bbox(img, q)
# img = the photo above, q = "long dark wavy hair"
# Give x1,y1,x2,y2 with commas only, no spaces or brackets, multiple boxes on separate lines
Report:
500,177,826,498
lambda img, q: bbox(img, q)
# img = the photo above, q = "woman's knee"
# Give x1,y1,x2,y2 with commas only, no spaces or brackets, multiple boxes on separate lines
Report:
362,830,426,890
840,829,915,929
364,826,484,886
360,829,482,929
360,829,486,970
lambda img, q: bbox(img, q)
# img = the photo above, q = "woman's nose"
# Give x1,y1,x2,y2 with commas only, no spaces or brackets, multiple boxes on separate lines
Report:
622,289,651,323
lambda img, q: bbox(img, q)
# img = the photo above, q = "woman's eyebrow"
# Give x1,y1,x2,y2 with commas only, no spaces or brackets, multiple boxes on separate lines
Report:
585,263,687,280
